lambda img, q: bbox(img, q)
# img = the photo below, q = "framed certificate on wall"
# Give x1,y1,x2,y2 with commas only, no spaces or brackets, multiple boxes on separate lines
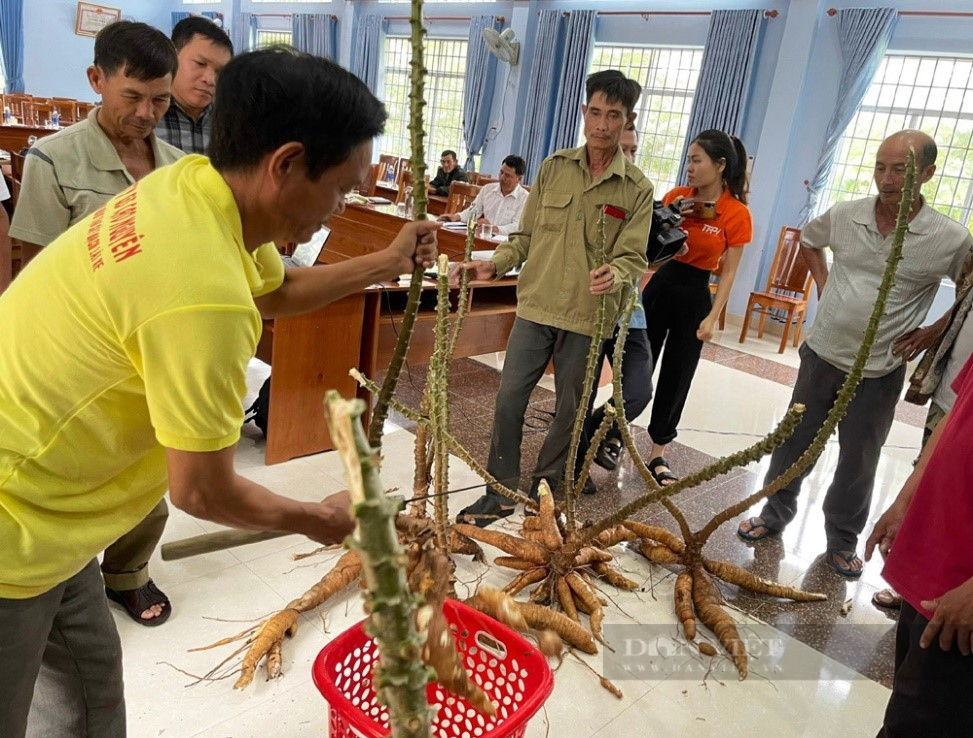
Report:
75,3,121,37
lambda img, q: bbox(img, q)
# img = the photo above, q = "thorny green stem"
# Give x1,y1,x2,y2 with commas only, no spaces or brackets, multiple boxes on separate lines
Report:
351,369,539,511
565,211,609,531
325,392,433,738
365,0,429,449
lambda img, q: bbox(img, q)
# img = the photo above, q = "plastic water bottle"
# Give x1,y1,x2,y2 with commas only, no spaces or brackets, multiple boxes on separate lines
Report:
2,106,10,124
52,109,60,128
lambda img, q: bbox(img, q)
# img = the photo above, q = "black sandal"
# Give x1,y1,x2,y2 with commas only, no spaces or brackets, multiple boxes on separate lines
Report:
105,580,172,627
647,456,679,486
595,438,623,471
457,494,515,528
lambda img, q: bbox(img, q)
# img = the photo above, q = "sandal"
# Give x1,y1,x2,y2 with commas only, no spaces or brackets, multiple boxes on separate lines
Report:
827,549,864,579
595,439,623,471
647,456,679,486
871,588,903,610
105,580,172,627
457,494,515,528
737,516,778,542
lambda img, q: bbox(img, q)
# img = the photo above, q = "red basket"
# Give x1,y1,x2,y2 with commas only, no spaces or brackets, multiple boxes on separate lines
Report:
313,599,554,738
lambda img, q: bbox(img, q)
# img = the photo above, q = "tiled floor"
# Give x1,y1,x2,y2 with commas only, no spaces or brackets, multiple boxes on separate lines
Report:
119,324,917,737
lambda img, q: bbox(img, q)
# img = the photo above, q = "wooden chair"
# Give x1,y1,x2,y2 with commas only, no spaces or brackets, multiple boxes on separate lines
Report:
395,170,413,205
376,153,399,189
23,101,54,127
358,163,379,197
472,172,497,186
708,256,728,331
2,93,31,123
739,226,813,353
52,98,79,124
76,101,96,119
445,181,480,214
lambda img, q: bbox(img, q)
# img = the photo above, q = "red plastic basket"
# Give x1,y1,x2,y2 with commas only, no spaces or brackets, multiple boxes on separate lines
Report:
313,599,554,738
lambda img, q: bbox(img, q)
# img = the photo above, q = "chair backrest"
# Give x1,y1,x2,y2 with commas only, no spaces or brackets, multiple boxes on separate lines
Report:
24,101,54,127
358,163,379,197
395,170,413,204
446,181,480,214
76,101,96,119
52,98,79,124
473,173,497,186
766,226,812,297
376,153,399,188
3,93,31,122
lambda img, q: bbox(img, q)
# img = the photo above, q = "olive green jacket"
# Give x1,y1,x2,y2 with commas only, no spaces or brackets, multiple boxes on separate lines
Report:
491,145,654,337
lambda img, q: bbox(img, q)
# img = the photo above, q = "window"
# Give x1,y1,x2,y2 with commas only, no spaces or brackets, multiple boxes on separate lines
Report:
381,36,468,168
588,45,704,196
255,29,292,48
821,53,973,230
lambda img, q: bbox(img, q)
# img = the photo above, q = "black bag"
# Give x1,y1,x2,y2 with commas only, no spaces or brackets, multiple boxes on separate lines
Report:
244,377,271,437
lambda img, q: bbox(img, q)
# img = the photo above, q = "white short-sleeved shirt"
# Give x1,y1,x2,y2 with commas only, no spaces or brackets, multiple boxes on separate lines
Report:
457,183,529,236
803,197,973,377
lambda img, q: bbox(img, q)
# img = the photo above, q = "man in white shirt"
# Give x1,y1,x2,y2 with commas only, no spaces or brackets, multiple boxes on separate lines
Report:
737,130,973,578
438,155,528,236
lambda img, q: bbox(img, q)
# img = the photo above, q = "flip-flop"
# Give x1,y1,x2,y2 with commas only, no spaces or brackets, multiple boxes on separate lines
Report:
105,580,172,627
871,588,902,610
737,516,778,542
595,439,623,471
457,494,515,528
827,549,864,579
647,456,679,486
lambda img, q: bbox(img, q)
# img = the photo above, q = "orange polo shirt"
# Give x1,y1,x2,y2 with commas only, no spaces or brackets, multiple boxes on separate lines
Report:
663,187,752,271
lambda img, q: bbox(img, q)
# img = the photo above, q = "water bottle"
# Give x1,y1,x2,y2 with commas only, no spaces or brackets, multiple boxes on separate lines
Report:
2,106,10,124
52,109,60,128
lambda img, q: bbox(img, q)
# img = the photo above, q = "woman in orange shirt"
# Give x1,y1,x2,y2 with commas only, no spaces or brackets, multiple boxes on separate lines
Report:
641,129,753,485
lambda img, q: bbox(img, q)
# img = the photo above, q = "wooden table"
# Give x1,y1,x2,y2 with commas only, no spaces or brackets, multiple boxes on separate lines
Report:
257,202,518,464
0,124,58,153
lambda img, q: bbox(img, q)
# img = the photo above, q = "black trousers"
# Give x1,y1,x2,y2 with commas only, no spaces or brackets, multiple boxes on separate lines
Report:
641,260,712,445
576,326,653,472
877,601,973,737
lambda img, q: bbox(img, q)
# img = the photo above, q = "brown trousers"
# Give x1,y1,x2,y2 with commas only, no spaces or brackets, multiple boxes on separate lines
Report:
100,498,168,591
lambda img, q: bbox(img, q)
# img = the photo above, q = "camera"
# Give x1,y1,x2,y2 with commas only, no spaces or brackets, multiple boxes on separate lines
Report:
646,201,688,266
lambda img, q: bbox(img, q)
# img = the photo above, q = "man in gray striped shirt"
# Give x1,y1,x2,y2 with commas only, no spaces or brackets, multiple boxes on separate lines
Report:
156,17,233,155
738,130,973,578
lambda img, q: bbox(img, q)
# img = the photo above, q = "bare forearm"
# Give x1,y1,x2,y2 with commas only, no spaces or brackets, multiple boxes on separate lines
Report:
256,250,396,318
710,249,743,318
802,247,829,297
20,241,43,268
174,473,324,538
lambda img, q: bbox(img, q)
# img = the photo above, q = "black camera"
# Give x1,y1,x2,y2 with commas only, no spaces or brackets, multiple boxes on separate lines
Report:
646,201,688,266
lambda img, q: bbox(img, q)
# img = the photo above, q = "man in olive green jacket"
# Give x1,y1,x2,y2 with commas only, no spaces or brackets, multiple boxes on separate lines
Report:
455,70,654,526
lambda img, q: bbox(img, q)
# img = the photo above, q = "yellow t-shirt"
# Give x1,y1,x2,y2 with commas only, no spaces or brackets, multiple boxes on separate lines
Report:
0,155,284,598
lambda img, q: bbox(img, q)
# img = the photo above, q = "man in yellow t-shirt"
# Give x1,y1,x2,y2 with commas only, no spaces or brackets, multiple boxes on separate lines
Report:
10,20,185,627
0,49,438,738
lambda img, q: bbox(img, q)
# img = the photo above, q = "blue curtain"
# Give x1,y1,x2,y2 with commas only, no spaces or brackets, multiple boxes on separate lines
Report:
679,10,763,179
0,0,25,93
293,14,338,61
799,8,898,223
232,13,257,54
518,10,563,183
353,15,384,94
172,12,190,28
548,10,596,154
462,16,501,171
